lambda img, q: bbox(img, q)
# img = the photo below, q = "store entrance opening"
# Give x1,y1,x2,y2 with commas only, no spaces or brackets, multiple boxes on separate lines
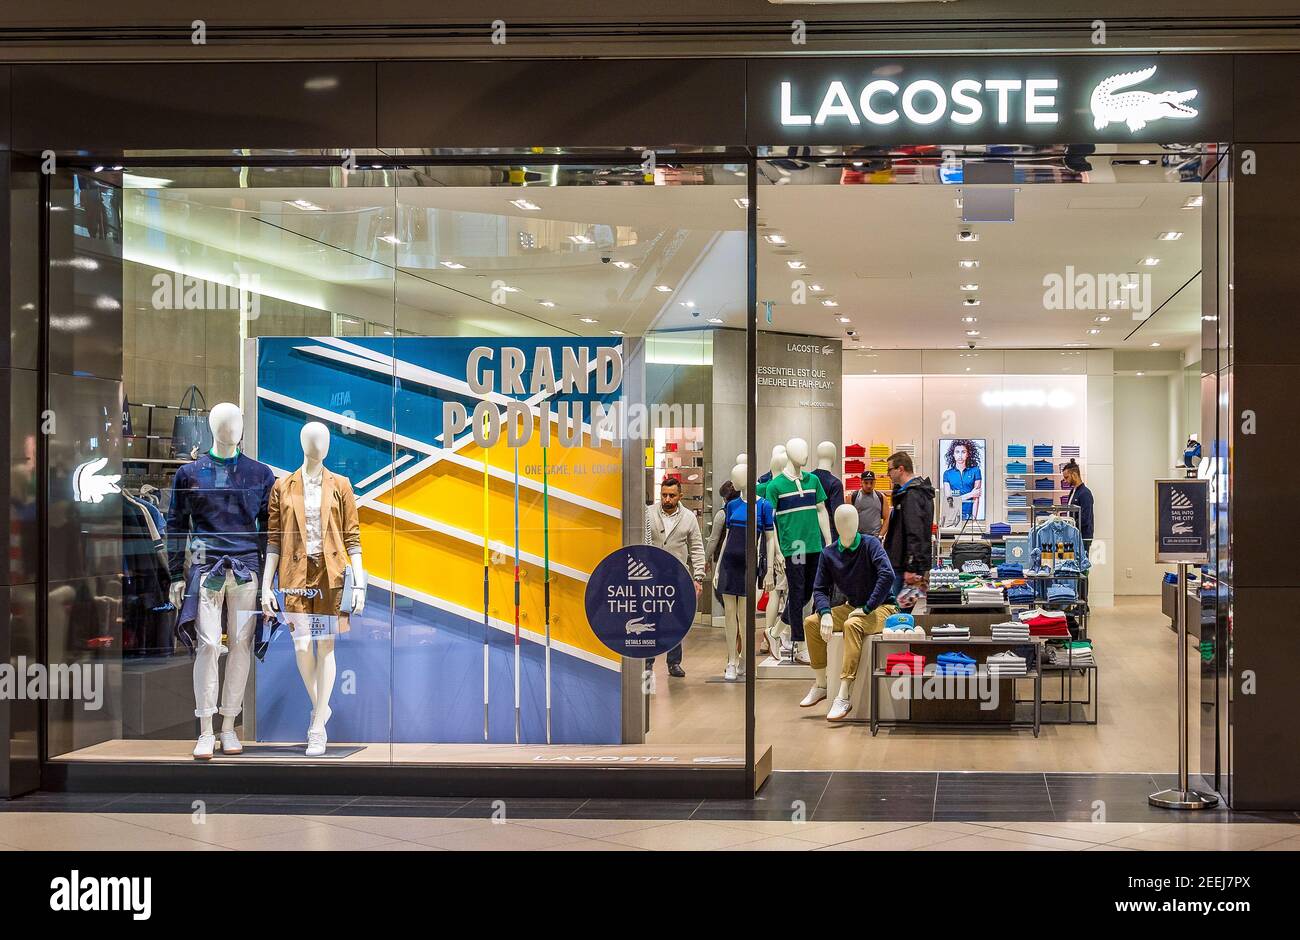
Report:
663,144,1215,776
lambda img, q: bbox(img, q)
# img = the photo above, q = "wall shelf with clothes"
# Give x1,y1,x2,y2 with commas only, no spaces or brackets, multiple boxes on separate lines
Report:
653,425,707,518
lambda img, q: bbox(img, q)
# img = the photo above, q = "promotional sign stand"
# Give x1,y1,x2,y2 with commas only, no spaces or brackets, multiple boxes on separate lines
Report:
543,441,553,745
481,421,491,742
1149,476,1219,811
513,447,522,745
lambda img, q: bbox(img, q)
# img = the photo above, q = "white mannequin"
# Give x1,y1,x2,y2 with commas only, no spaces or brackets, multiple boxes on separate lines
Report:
763,450,791,652
172,401,259,759
261,422,365,753
781,438,831,662
717,463,777,681
736,453,748,467
810,504,866,705
816,440,837,472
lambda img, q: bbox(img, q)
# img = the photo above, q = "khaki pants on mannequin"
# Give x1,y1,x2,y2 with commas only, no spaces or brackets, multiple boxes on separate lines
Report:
803,603,896,681
193,571,259,725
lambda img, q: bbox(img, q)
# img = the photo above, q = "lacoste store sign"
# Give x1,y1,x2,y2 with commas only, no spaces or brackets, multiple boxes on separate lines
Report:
747,56,1231,144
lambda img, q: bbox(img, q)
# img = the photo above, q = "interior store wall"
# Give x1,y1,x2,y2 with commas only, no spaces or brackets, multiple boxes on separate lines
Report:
1114,375,1174,595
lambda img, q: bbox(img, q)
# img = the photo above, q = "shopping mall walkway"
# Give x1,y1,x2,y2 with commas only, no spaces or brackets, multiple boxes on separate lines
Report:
1,773,1297,851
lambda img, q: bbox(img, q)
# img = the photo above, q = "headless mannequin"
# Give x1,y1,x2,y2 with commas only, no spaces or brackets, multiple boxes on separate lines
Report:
763,450,790,650
717,463,777,677
814,504,866,704
169,402,258,746
260,422,366,741
779,437,832,656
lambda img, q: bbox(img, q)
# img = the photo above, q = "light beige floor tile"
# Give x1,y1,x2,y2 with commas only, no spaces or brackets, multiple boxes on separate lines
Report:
1257,835,1300,851
973,827,1102,850
535,839,650,851
815,824,964,851
117,812,321,846
916,834,1070,851
721,835,819,851
514,818,672,839
774,821,919,845
0,813,223,851
353,840,446,851
601,821,768,851
990,820,1170,843
224,823,397,851
1085,844,1138,851
296,814,488,841
1110,823,1300,852
417,823,588,851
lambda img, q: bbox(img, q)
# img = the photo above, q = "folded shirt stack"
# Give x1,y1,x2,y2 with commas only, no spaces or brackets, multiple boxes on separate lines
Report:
1007,494,1028,508
1047,583,1078,602
1032,498,1054,507
986,650,1028,677
964,585,1005,605
1006,444,1027,458
1006,461,1028,474
1033,459,1055,474
1060,444,1080,458
997,562,1023,578
930,623,970,639
1023,617,1071,638
1004,477,1026,490
990,620,1031,641
960,560,992,576
1045,641,1094,666
1033,444,1054,458
1008,510,1029,524
927,589,963,606
1034,477,1056,490
884,652,925,675
1007,583,1036,604
989,522,1011,537
934,651,976,675
928,567,962,586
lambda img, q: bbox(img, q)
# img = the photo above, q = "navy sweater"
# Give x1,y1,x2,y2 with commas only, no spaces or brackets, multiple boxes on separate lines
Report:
812,533,895,614
166,452,276,580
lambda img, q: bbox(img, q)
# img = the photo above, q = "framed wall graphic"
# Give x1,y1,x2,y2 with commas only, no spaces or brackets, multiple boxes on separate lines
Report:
938,437,988,528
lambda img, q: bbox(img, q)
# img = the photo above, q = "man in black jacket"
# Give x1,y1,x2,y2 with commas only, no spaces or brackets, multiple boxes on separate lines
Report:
883,452,935,597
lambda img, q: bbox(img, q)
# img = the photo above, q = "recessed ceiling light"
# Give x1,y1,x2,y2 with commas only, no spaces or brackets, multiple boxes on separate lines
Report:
1095,315,1112,322
821,299,839,307
960,316,978,324
1087,329,1101,335
611,260,635,269
963,298,981,307
763,233,787,245
609,329,625,335
958,260,979,269
538,300,556,308
568,234,593,245
1149,341,1161,347
680,301,696,308
956,232,979,242
707,317,724,324
1183,195,1204,209
1156,231,1184,241
580,317,599,324
1140,257,1161,266
959,284,979,291
1137,158,1153,165
440,261,466,269
734,198,750,209
1121,278,1140,290
787,260,806,270
654,285,673,293
286,199,323,211
499,285,521,293
1135,371,1146,376
509,198,541,211
965,330,981,337
837,316,851,324
1062,342,1089,347
810,283,825,292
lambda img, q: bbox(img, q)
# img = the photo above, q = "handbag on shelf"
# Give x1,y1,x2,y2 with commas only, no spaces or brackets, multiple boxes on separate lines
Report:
170,385,212,459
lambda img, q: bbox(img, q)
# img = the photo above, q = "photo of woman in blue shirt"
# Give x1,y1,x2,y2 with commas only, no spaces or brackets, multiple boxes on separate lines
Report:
941,438,984,522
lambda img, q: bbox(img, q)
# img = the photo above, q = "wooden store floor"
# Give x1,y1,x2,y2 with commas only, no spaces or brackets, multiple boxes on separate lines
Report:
649,595,1201,774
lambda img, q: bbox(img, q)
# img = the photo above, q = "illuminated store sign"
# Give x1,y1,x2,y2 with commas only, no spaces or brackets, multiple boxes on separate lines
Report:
72,457,121,504
780,77,1062,128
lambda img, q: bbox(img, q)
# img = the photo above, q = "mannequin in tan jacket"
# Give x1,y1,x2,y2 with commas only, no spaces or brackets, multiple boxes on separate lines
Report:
261,422,365,757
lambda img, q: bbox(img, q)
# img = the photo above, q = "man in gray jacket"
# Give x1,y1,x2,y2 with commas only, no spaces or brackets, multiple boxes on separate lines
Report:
644,476,705,677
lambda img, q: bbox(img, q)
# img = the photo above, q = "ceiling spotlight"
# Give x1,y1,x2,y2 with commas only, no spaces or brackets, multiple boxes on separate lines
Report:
1137,159,1154,165
499,285,521,293
654,285,673,293
680,300,696,308
960,316,978,324
810,283,825,292
763,233,787,245
1140,257,1161,266
609,329,625,335
1121,278,1140,290
837,316,851,324
1149,341,1161,347
958,260,979,269
965,330,981,337
1156,231,1184,241
509,198,541,211
611,260,635,270
568,234,593,245
787,260,806,270
707,317,724,324
963,298,981,307
440,261,466,269
956,231,979,242
1183,195,1204,209
538,300,556,308
580,317,599,324
1095,315,1112,322
821,299,839,307
1087,329,1101,335
1063,342,1089,348
959,284,979,292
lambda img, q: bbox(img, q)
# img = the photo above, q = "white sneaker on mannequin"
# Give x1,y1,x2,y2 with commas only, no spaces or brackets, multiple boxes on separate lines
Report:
799,684,828,708
826,698,853,722
218,730,242,755
794,646,810,665
193,734,215,760
305,729,327,758
724,663,737,682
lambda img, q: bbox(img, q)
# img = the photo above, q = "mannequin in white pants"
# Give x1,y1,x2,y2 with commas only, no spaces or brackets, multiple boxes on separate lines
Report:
261,423,366,757
761,450,790,654
715,463,777,680
168,402,269,760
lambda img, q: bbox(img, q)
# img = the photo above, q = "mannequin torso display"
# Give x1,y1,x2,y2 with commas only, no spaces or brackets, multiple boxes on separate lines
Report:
713,463,778,680
813,441,844,513
763,438,832,656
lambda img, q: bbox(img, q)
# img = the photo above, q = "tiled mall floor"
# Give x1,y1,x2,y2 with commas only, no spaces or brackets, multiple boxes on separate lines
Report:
1,773,1298,850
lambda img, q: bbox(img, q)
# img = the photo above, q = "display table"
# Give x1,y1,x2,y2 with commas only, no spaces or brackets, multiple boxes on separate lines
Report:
868,636,1043,737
